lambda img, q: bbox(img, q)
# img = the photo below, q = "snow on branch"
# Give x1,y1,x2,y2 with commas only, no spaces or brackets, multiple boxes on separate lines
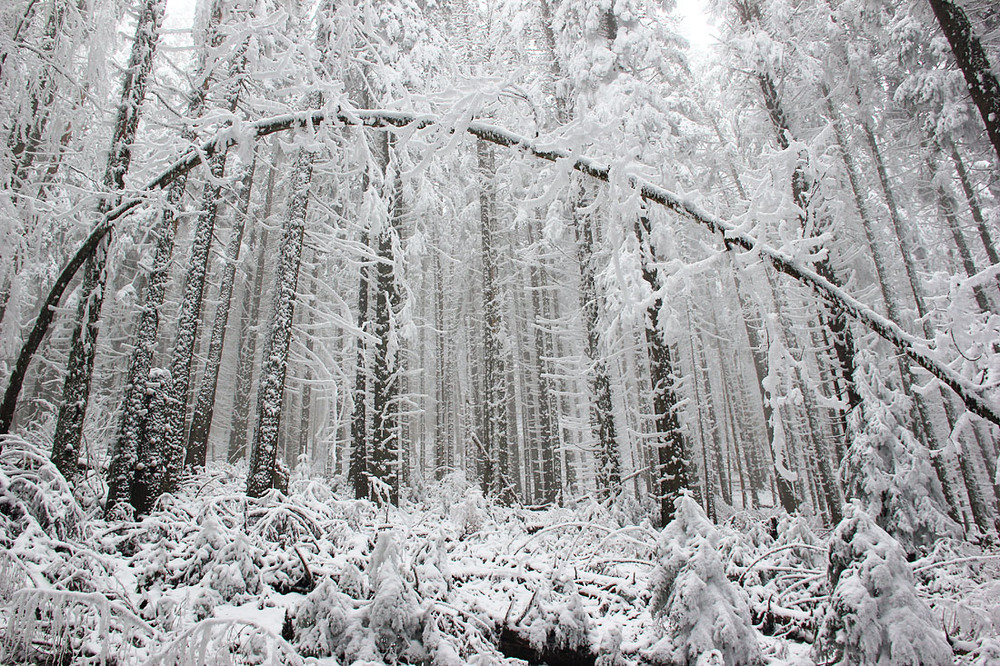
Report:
4,106,999,441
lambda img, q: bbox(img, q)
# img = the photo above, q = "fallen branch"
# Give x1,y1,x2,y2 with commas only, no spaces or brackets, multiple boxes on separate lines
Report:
912,553,1000,574
738,543,827,585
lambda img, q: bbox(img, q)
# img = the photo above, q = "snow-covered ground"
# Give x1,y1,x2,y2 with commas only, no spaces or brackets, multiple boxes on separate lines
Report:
1,434,999,665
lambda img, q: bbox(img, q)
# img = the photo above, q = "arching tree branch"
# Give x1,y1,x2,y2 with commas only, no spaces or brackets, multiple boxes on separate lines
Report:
3,107,998,441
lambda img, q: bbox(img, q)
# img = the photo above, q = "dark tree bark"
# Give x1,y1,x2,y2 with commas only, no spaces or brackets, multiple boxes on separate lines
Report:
927,0,1000,163
477,138,514,502
246,143,315,498
948,139,1000,294
132,150,226,508
137,23,248,505
104,180,184,516
226,228,265,467
5,0,67,194
48,0,165,479
228,149,279,464
432,223,452,481
295,255,319,469
186,155,257,468
349,223,372,499
635,215,689,526
369,148,404,505
573,188,621,500
524,217,559,505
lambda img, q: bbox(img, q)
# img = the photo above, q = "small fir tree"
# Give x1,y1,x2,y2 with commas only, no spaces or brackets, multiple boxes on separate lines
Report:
813,503,952,665
648,494,762,666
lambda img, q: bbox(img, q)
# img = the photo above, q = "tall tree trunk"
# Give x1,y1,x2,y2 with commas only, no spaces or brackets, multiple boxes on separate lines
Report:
926,155,995,314
49,0,165,479
477,138,512,502
854,103,976,530
635,215,689,526
525,217,558,505
927,0,1000,163
246,141,315,498
228,152,277,464
947,139,1000,295
538,0,618,502
369,153,403,505
349,222,372,499
432,224,451,480
296,256,318,469
724,253,798,513
825,89,939,451
186,154,257,468
574,187,621,499
737,0,860,417
136,21,248,504
104,179,184,516
6,0,66,193
131,150,226,511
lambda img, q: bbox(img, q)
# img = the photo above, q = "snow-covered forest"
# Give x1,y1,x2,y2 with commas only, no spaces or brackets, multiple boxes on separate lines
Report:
2,0,1000,662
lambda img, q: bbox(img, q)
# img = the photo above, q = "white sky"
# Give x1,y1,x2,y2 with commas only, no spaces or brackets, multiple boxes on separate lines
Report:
163,0,196,31
675,0,717,53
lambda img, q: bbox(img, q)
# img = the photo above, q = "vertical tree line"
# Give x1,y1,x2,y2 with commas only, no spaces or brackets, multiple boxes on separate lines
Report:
0,0,997,538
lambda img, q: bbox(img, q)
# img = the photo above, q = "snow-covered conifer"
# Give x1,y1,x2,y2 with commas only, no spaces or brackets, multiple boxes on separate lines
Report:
648,494,762,666
843,348,962,553
293,579,353,658
813,503,952,664
367,530,423,662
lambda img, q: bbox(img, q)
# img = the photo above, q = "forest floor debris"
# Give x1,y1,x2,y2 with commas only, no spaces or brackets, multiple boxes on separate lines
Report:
1,435,999,665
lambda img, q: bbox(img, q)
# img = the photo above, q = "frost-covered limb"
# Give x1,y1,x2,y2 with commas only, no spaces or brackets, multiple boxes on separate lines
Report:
737,543,827,585
144,617,303,665
1,588,161,665
5,106,999,444
912,553,1000,574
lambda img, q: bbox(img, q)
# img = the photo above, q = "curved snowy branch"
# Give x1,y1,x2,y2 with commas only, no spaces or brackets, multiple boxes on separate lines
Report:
3,106,999,442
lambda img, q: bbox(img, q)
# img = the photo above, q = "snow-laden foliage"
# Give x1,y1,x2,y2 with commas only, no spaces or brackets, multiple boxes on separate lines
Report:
1,589,159,665
842,348,961,553
813,503,952,665
0,435,83,544
2,439,1000,664
648,494,763,665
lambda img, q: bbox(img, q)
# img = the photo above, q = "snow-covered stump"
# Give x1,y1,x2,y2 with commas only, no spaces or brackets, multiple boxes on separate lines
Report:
813,503,953,664
647,495,763,666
